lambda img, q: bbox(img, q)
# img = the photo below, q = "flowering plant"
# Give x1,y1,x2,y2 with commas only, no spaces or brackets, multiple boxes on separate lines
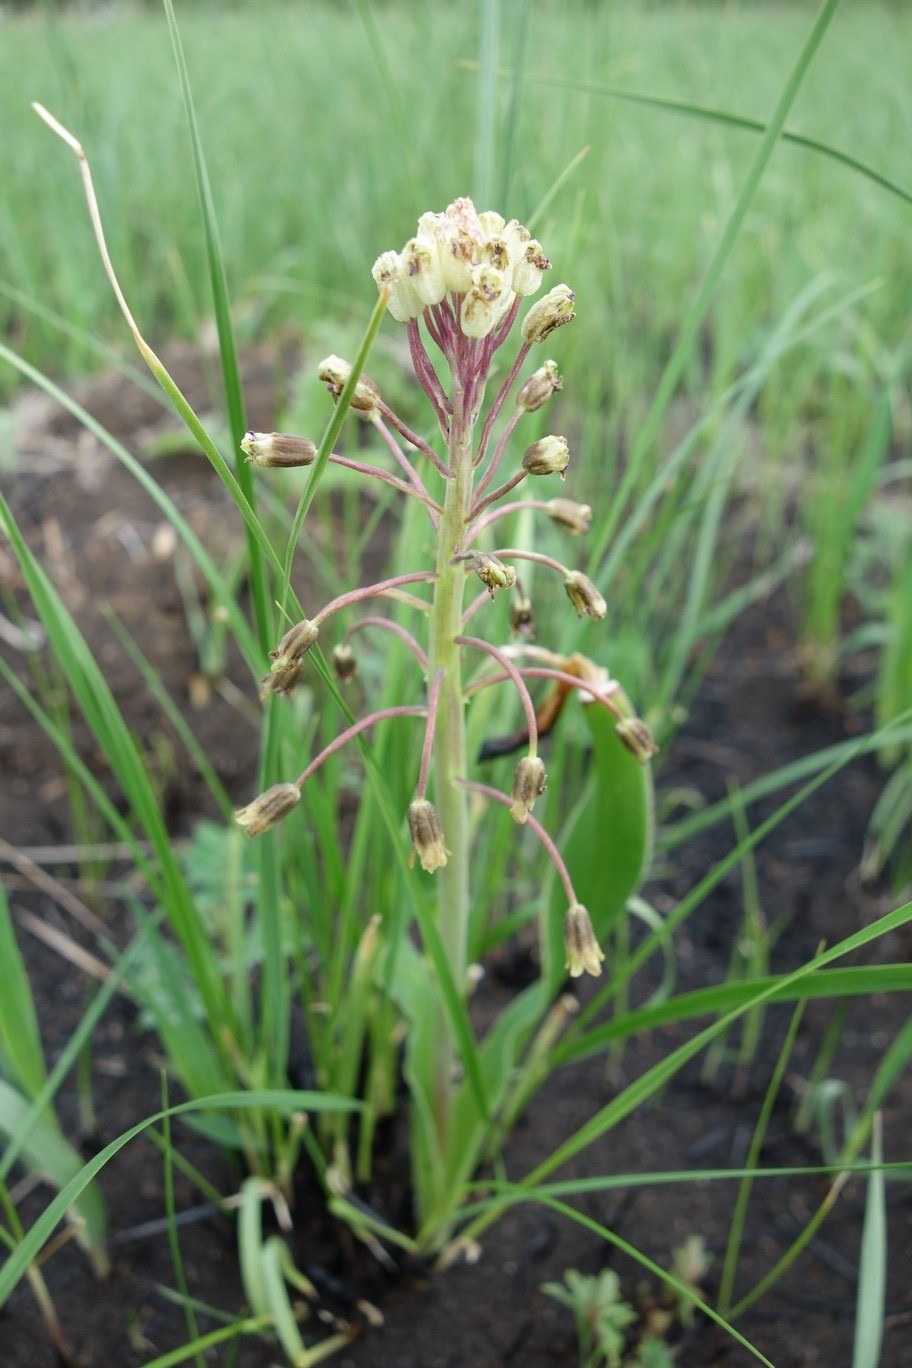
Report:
7,8,912,1356
237,198,656,1247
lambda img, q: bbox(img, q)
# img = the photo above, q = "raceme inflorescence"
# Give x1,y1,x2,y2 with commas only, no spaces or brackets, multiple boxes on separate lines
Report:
236,197,656,982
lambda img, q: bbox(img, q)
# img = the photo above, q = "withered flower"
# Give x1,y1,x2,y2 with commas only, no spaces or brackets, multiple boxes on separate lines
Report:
563,571,607,620
235,783,301,837
407,799,450,873
242,431,317,468
547,498,591,535
510,755,547,824
615,716,659,764
522,435,569,479
563,903,605,978
472,551,517,599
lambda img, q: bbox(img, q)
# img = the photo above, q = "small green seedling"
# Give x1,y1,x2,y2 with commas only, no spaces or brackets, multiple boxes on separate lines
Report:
542,1268,638,1368
543,1238,710,1367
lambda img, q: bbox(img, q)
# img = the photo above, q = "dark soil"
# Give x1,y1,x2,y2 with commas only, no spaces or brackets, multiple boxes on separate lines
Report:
1,347,911,1368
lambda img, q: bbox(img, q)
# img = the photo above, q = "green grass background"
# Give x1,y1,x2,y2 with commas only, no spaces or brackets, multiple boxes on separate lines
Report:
3,0,909,427
4,0,910,694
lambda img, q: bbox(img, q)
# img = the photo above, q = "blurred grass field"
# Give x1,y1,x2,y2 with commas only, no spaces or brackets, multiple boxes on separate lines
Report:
2,0,911,694
2,1,909,417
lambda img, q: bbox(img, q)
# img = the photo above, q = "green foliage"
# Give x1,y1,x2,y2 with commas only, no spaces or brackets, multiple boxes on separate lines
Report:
0,880,49,1107
238,1178,352,1367
2,1,912,1364
627,1340,674,1368
542,1245,706,1368
0,879,109,1275
542,1268,638,1368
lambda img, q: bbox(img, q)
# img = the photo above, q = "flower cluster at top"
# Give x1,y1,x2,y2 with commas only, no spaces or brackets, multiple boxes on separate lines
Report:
371,198,553,338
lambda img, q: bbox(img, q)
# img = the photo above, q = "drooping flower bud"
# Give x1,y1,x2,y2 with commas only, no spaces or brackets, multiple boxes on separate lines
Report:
521,284,576,344
522,435,570,479
509,755,547,824
439,197,485,293
547,498,592,535
516,360,562,413
259,658,306,701
317,356,382,417
235,782,301,837
509,589,535,638
332,643,358,683
269,619,320,672
242,431,317,468
512,240,551,296
615,716,659,764
400,236,447,308
563,903,605,978
563,571,607,620
461,264,513,339
471,551,517,599
407,799,450,873
372,250,423,322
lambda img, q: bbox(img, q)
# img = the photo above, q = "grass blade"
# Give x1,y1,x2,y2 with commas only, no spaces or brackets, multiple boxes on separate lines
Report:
718,1000,807,1314
518,76,912,209
558,963,912,1065
458,897,912,1249
0,486,233,1042
162,0,271,652
853,1114,886,1368
473,1185,776,1367
0,1080,107,1268
0,342,262,671
589,0,844,570
0,1090,360,1308
0,880,49,1108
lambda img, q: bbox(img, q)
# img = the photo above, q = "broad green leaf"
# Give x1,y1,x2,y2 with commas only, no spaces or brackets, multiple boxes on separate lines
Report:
389,938,446,1228
558,685,654,938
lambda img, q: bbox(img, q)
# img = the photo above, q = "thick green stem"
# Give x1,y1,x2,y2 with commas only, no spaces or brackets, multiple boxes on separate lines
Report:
427,389,475,1145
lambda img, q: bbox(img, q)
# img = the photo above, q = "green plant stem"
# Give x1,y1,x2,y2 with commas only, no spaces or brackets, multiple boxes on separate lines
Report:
427,392,474,1144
